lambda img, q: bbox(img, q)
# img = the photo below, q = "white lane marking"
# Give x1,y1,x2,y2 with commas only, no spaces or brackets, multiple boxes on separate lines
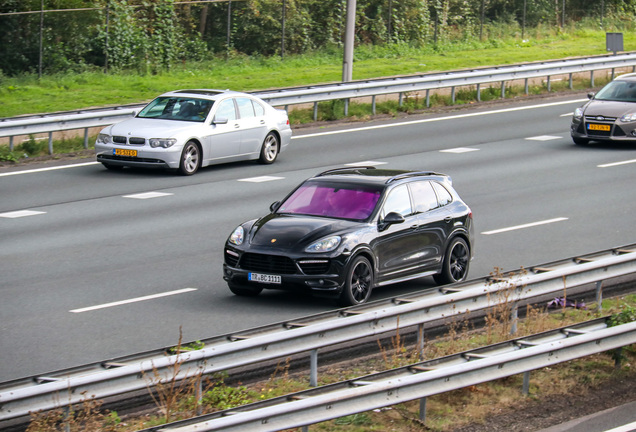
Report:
440,147,480,153
598,159,636,168
292,99,588,139
70,288,198,313
123,191,173,199
345,161,387,166
560,112,574,117
526,135,562,141
0,210,46,218
481,217,568,235
0,162,99,177
238,176,285,183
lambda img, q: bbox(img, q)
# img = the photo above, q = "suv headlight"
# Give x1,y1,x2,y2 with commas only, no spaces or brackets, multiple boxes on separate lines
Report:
229,226,244,245
620,112,636,122
305,236,341,253
96,133,112,145
573,108,584,121
149,138,177,148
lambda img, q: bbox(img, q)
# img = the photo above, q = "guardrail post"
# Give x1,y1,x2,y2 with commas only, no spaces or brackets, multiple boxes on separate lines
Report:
344,99,349,116
500,81,505,98
547,76,551,92
569,73,573,90
195,375,203,416
83,128,89,149
451,87,456,104
591,70,595,87
419,396,427,422
310,349,318,387
510,305,518,335
612,68,615,80
398,92,403,107
372,96,376,115
524,78,529,95
522,371,530,395
425,90,430,108
9,135,13,151
614,347,623,369
48,132,53,155
476,83,481,102
313,102,318,121
596,281,603,312
418,323,425,359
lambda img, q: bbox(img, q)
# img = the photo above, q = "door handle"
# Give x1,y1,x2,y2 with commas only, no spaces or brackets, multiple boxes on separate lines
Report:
234,123,240,129
444,217,452,223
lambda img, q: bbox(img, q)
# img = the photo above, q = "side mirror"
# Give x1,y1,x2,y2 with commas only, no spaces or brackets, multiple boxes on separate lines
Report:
270,201,281,213
587,92,595,100
212,117,228,125
378,212,405,231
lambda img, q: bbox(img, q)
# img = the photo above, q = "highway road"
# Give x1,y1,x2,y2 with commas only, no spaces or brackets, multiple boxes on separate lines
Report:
1,95,635,382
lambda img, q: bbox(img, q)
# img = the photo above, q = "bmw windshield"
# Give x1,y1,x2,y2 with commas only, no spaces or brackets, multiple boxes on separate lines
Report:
137,97,214,122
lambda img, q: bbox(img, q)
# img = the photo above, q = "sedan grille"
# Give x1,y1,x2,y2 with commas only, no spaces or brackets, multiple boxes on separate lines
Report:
112,136,146,145
240,253,297,274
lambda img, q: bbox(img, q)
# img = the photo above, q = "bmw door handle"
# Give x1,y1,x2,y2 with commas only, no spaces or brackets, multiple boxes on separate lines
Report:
234,123,240,129
260,120,266,124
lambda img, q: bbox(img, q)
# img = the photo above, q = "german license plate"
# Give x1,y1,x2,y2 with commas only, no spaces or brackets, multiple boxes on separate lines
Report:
248,272,281,284
587,123,611,132
114,148,138,157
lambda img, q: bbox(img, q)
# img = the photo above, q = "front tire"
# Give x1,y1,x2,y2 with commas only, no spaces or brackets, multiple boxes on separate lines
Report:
259,132,280,164
434,237,470,285
339,256,374,306
572,136,589,146
228,283,263,297
102,163,123,171
178,141,201,175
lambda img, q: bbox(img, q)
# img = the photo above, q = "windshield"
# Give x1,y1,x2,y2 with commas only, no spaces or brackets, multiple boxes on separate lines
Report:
595,80,636,103
278,182,382,220
137,97,214,122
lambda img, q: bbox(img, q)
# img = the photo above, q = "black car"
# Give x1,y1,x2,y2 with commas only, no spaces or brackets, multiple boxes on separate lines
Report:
223,167,474,306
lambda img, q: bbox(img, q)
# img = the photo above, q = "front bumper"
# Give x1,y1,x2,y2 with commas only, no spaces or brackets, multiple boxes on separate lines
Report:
95,144,182,169
571,119,636,142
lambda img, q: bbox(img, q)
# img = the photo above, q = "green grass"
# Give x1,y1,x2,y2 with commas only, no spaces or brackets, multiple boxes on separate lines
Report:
1,27,635,118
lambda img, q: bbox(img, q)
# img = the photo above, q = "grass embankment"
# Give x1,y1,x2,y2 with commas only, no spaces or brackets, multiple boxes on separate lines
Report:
1,27,635,162
25,294,636,432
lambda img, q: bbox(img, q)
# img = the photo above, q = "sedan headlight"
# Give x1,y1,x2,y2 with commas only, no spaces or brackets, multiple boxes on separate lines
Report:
620,112,636,122
305,236,341,253
149,138,177,148
229,226,245,245
573,107,584,120
96,133,112,145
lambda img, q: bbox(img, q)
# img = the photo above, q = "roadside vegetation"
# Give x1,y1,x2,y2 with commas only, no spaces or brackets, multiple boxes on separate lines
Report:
24,291,636,432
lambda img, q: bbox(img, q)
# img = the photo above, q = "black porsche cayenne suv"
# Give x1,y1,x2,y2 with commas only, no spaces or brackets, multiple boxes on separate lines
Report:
223,167,474,306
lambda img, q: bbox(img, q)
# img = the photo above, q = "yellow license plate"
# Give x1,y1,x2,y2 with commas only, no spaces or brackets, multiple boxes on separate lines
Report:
114,148,138,157
587,123,611,131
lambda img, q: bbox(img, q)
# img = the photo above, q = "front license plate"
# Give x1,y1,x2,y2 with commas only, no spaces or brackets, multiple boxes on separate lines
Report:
114,148,138,157
587,123,611,132
248,272,282,284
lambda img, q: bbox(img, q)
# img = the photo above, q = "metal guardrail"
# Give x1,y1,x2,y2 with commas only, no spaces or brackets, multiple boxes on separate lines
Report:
1,243,635,423
2,52,636,151
140,318,636,432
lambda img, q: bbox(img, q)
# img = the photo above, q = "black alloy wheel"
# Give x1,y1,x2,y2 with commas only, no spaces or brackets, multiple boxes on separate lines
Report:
178,141,201,175
434,237,470,285
339,256,374,306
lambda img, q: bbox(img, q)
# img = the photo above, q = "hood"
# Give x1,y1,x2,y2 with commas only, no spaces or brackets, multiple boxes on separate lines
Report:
248,213,358,249
106,117,197,138
584,100,636,118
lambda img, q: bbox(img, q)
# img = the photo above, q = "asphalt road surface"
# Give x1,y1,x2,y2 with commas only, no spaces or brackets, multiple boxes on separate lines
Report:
2,94,635,382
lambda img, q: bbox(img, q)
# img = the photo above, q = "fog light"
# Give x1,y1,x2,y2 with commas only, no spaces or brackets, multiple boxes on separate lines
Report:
631,130,636,137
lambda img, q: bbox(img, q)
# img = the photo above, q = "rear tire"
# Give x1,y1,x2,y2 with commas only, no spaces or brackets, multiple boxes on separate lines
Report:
339,256,373,306
259,132,280,164
228,283,262,297
434,237,470,285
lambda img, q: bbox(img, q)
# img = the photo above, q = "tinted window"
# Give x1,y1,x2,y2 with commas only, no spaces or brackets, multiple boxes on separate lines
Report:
236,97,255,118
409,181,439,213
382,184,412,218
432,182,452,206
215,99,237,121
137,97,212,122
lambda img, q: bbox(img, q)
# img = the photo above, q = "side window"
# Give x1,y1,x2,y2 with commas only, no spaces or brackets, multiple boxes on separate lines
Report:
409,181,439,213
252,100,265,117
236,97,255,119
432,182,453,206
381,184,412,218
214,99,237,121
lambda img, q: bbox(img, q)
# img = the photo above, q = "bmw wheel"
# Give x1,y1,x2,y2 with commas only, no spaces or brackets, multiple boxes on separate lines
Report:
339,256,373,306
228,283,263,297
178,141,201,175
434,237,470,285
259,132,280,164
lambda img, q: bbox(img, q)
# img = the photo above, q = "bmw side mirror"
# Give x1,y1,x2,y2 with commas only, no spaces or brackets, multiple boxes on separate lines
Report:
379,212,405,231
587,92,595,100
212,117,229,125
270,201,281,213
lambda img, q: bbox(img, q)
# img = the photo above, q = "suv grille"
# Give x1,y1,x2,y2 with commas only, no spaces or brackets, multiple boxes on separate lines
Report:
240,253,297,274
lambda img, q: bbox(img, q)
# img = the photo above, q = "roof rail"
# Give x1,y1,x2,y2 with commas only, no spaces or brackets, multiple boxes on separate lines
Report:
386,171,446,184
315,166,377,177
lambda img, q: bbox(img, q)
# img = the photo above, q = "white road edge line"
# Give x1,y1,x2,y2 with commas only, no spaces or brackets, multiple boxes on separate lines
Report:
70,288,198,313
0,161,99,177
481,217,568,235
598,159,636,168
